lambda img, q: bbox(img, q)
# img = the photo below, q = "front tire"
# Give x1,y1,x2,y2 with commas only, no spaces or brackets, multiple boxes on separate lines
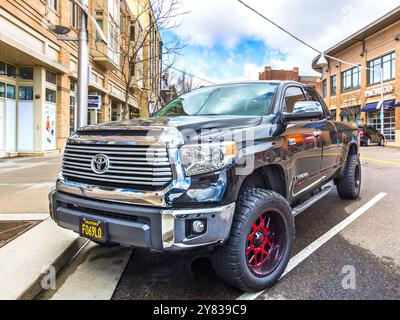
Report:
211,188,294,292
365,137,371,147
336,154,361,200
379,137,385,146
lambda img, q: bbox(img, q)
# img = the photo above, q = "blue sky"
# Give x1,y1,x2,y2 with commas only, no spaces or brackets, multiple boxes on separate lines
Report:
162,0,400,86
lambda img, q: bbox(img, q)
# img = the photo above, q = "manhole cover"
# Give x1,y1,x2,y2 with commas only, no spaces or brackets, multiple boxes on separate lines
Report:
0,221,39,248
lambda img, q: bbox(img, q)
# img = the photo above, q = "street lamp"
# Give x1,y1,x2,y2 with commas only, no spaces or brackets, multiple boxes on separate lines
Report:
49,0,107,128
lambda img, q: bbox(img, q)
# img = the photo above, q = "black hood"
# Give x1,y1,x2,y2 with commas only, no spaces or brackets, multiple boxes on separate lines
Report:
78,115,262,133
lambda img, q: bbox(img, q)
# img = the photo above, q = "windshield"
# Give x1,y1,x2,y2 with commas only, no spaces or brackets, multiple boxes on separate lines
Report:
154,83,278,117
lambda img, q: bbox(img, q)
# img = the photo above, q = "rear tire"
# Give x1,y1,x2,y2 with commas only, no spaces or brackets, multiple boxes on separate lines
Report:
211,188,294,292
337,154,361,200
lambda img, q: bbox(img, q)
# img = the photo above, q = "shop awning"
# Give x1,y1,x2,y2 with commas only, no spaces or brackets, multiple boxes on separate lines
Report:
361,99,396,112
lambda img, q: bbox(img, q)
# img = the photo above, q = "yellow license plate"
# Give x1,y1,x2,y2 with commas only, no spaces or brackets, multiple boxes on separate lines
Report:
79,217,107,242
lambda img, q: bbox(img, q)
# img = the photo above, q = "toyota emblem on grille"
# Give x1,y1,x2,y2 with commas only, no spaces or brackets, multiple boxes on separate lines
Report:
91,154,109,174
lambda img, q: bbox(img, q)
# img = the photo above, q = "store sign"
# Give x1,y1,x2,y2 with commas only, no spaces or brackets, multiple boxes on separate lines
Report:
88,95,101,110
365,85,394,98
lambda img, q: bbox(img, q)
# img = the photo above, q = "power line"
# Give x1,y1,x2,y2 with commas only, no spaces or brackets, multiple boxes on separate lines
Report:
165,65,216,84
237,0,320,54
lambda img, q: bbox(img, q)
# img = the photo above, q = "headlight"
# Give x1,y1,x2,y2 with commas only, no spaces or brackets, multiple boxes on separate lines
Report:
180,141,237,176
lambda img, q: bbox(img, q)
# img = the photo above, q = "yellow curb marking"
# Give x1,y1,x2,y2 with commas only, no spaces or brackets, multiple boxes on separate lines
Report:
361,157,400,167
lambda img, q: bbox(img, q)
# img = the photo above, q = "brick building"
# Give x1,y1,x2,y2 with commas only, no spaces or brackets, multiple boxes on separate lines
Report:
259,66,322,93
312,6,400,145
0,0,161,158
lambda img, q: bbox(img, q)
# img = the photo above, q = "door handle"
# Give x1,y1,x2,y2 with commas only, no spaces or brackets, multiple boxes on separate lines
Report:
313,130,322,137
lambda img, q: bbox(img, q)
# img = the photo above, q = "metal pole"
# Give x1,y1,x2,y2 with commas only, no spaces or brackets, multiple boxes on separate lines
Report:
380,66,384,135
77,11,89,128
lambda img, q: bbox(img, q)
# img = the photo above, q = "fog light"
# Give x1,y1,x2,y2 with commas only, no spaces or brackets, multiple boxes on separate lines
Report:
192,220,205,234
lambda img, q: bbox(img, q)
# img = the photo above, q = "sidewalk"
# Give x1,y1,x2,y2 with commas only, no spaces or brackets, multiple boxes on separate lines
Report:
0,154,86,300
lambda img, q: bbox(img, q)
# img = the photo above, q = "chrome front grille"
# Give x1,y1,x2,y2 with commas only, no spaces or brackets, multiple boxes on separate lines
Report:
62,143,173,190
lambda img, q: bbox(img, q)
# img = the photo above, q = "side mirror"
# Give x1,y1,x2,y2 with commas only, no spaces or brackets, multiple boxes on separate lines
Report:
282,101,324,123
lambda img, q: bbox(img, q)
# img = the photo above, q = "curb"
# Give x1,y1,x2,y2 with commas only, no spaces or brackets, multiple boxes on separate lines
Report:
0,219,86,300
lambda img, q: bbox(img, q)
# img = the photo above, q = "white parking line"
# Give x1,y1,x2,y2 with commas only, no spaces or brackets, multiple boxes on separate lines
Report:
238,192,387,300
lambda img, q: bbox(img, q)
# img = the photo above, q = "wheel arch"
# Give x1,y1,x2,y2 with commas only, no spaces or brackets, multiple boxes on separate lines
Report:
238,164,287,199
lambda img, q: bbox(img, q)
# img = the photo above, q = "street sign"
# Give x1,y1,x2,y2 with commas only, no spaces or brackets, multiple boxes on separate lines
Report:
88,95,101,110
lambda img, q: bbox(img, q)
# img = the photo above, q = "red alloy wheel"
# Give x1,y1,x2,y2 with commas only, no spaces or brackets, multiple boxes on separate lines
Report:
246,210,287,277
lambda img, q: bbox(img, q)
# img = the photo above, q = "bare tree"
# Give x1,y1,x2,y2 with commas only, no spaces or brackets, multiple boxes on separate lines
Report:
116,0,188,119
175,72,198,95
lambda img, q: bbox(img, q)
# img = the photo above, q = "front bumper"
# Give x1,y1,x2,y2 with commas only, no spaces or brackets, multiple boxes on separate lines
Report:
49,189,235,251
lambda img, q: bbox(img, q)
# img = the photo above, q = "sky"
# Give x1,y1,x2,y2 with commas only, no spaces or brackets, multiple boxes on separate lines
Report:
162,0,400,85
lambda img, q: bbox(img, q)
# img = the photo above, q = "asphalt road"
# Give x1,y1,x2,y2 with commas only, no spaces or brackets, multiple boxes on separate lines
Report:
112,146,400,300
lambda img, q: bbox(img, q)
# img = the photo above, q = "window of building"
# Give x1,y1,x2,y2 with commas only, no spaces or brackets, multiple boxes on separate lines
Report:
7,64,16,78
18,86,34,100
368,52,396,85
19,67,34,80
0,61,5,76
95,19,104,41
70,2,79,29
6,84,16,99
130,24,135,42
0,82,5,97
368,110,395,142
46,70,57,84
70,81,77,134
341,66,361,93
45,88,57,103
284,86,307,113
330,74,337,96
322,79,327,98
48,0,57,11
108,0,121,66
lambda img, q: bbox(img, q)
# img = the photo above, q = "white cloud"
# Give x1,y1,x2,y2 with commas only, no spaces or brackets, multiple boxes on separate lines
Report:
168,0,400,82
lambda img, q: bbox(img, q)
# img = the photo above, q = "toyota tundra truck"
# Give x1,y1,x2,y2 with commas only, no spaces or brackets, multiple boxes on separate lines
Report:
49,81,361,292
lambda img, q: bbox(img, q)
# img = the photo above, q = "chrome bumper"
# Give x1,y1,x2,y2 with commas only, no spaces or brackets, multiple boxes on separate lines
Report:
49,189,235,251
161,203,236,249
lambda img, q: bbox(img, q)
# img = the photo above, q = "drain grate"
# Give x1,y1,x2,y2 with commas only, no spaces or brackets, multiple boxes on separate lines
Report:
0,221,39,248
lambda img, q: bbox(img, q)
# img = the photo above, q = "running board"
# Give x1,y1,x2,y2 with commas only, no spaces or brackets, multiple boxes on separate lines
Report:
292,185,333,217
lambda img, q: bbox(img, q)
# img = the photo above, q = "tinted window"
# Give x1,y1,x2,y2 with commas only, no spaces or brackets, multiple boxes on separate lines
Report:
19,86,34,100
0,82,5,97
7,64,16,78
0,62,5,76
283,86,306,113
155,83,279,117
6,84,15,99
20,67,33,80
45,88,56,103
46,71,57,84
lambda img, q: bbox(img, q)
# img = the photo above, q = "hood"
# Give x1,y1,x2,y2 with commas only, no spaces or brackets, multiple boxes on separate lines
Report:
78,115,262,133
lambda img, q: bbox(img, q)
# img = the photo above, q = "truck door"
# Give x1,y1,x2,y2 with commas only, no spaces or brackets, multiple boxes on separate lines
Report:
304,88,341,182
281,86,322,201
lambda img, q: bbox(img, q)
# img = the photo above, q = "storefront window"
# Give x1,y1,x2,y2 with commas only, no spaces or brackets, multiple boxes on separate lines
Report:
46,71,57,84
6,84,16,99
0,82,5,97
368,110,395,142
19,67,34,80
18,86,34,100
45,88,57,103
7,64,16,78
0,62,5,76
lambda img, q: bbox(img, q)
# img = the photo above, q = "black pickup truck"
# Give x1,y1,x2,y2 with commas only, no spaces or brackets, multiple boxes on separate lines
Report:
49,81,361,292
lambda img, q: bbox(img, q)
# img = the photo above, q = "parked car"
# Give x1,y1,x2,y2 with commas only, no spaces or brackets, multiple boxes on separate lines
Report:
49,81,361,292
358,125,385,147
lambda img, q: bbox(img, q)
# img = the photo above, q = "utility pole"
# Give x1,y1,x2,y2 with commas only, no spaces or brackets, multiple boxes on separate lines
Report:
77,12,89,128
379,66,385,135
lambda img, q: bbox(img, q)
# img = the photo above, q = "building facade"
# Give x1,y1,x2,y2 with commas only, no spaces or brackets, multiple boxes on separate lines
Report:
313,7,400,145
0,0,162,158
259,66,322,94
